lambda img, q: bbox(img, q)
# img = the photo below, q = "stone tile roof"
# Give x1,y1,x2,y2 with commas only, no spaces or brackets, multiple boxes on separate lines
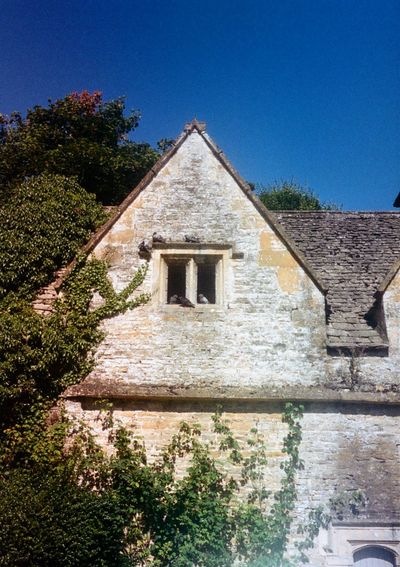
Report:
274,211,400,351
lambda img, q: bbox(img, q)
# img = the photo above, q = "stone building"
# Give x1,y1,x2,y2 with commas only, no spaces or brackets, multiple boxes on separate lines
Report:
47,120,400,566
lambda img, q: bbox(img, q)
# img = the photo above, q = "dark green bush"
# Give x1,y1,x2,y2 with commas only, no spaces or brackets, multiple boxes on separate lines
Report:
0,174,106,298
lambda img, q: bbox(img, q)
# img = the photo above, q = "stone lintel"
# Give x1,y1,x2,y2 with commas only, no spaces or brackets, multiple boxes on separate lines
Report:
332,520,400,527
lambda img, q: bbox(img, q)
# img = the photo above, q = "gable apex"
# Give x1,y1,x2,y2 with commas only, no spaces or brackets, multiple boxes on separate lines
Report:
54,121,326,294
184,118,206,132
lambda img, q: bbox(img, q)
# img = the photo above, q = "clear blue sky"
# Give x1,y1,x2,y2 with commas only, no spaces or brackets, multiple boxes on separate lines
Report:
1,0,399,210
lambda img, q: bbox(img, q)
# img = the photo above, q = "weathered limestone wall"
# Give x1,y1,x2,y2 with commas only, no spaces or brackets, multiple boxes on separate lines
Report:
297,403,400,565
298,404,400,521
384,269,400,358
86,131,326,392
70,130,400,398
65,399,400,540
65,399,287,492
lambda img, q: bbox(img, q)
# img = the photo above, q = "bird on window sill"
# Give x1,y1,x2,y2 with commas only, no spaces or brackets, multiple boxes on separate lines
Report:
184,234,200,243
198,294,209,304
138,239,152,257
179,296,195,308
152,232,166,243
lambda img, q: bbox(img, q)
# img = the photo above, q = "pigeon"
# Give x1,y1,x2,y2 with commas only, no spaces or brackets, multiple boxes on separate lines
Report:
184,234,200,243
138,239,152,256
169,294,179,304
179,296,195,308
152,232,166,243
198,294,209,304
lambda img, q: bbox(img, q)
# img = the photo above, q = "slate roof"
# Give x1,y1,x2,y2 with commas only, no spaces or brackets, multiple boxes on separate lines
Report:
274,211,400,351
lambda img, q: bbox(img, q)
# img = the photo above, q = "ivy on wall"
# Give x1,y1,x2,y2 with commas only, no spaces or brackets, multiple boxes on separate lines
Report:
0,257,149,464
1,398,326,566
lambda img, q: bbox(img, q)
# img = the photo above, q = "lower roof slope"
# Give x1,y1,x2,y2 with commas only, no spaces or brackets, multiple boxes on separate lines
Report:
274,211,400,351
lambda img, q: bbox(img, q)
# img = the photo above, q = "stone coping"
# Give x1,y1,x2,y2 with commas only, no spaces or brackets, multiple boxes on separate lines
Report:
332,520,400,527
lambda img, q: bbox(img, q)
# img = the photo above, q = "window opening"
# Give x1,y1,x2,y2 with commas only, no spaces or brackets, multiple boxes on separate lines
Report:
167,262,186,303
197,263,216,304
162,252,223,306
354,547,396,567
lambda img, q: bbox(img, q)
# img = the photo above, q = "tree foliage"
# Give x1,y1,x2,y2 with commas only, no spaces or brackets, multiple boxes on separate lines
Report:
0,466,129,567
0,259,149,455
258,180,338,211
0,400,319,567
0,174,107,299
0,91,158,203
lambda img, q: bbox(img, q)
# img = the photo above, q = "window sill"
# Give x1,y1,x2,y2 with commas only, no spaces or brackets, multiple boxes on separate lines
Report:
159,304,225,313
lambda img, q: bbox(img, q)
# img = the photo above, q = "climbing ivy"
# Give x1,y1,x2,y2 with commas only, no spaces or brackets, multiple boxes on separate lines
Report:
0,400,327,566
0,273,362,566
0,257,149,464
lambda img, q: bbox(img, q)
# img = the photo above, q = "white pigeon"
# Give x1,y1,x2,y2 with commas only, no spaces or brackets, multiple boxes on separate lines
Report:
198,294,209,304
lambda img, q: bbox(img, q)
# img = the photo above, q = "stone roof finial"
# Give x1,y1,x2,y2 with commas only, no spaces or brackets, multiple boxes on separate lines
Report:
184,118,206,132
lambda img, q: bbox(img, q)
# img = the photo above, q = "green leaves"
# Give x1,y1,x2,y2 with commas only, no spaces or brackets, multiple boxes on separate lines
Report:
0,92,158,204
233,404,305,566
0,259,149,459
0,174,106,299
258,180,338,211
0,466,129,567
0,395,337,566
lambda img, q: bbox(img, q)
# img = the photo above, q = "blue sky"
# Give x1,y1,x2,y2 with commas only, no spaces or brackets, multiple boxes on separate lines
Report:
1,0,399,210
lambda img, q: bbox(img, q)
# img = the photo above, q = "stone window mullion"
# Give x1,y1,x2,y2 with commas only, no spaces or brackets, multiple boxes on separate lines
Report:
186,258,196,303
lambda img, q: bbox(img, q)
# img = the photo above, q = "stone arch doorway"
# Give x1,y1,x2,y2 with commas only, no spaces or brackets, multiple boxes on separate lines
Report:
354,546,396,567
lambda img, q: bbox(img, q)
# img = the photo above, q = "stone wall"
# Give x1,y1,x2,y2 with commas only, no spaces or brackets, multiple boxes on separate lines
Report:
84,131,327,393
63,129,400,399
65,397,400,564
